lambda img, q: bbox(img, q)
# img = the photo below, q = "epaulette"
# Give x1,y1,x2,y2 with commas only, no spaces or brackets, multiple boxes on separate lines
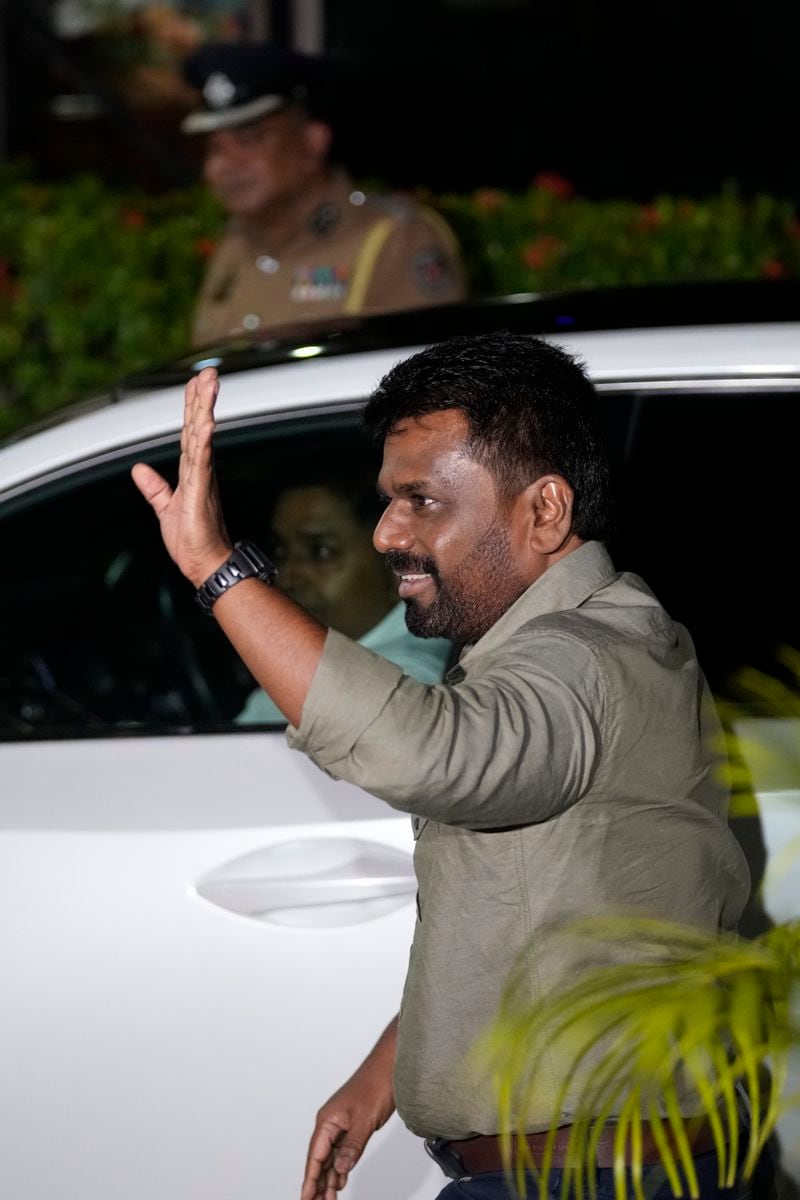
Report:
362,191,415,222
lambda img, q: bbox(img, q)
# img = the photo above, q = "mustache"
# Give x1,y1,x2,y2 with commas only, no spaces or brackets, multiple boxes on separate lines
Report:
385,550,439,579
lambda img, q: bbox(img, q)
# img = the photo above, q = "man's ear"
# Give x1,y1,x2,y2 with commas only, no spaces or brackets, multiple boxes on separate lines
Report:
303,120,332,162
520,474,575,554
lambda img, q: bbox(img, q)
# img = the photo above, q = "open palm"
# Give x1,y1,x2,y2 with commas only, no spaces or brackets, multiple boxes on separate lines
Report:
131,367,232,588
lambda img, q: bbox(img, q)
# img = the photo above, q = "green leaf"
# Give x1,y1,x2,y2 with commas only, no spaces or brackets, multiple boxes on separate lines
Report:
481,916,800,1200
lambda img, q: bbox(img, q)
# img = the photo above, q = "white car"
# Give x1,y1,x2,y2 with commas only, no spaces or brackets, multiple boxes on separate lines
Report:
1,283,799,1199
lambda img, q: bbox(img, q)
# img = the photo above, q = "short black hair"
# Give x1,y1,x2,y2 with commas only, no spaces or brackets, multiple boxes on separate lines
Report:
363,331,614,543
273,458,384,527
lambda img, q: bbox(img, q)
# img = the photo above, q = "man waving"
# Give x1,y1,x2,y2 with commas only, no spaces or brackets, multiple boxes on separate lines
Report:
134,335,748,1199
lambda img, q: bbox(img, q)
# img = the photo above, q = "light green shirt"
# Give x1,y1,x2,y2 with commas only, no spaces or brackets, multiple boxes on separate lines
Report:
237,603,451,724
289,542,750,1138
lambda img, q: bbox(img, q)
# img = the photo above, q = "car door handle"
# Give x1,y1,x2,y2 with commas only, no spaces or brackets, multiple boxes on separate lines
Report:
198,872,416,915
196,837,417,925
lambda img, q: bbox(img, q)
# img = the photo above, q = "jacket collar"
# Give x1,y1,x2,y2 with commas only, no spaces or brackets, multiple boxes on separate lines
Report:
452,541,619,677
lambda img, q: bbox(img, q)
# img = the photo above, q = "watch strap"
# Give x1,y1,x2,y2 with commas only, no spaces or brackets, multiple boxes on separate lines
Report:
195,541,277,616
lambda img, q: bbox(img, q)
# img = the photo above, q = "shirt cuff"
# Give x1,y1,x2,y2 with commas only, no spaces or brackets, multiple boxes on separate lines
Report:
286,628,405,770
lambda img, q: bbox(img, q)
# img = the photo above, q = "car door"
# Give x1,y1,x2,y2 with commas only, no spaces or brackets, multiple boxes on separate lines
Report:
0,405,445,1200
600,378,800,1186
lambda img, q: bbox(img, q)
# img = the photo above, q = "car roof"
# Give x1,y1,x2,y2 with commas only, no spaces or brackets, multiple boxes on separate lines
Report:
125,279,800,388
1,282,799,500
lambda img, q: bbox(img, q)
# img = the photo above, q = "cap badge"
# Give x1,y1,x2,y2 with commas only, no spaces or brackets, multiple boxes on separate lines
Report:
204,72,237,110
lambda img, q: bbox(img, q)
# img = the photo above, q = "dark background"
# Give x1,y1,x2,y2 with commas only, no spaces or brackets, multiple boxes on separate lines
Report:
2,0,798,199
327,0,800,199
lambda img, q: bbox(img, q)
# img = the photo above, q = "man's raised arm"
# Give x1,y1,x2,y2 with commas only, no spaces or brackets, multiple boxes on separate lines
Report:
131,367,326,727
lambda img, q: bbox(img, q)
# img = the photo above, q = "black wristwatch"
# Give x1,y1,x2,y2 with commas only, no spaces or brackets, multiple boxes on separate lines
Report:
195,541,278,616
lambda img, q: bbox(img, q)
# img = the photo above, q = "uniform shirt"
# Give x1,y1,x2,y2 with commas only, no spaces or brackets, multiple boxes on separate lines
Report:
288,541,750,1139
236,602,451,723
192,170,466,345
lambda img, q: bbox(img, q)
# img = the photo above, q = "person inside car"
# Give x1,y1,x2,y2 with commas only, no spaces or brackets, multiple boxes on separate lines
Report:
237,468,451,723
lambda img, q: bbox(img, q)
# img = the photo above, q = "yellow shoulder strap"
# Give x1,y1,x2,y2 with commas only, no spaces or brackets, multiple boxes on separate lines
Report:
344,217,396,314
417,206,460,257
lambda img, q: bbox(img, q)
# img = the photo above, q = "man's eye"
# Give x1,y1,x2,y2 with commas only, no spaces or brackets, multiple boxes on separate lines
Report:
238,128,266,145
311,542,339,563
411,494,434,510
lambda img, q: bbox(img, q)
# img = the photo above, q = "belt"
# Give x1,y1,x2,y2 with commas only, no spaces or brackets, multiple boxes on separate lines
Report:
445,1121,720,1174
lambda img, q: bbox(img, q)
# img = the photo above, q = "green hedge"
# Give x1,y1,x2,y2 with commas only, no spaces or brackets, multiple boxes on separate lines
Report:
1,167,799,438
0,170,223,437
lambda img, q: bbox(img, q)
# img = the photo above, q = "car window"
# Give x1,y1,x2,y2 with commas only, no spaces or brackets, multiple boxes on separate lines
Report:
608,386,800,697
2,383,795,741
0,409,454,741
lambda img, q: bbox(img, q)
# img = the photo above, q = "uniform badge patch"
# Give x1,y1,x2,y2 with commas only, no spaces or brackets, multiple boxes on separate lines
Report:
412,246,452,293
308,204,340,236
291,264,350,302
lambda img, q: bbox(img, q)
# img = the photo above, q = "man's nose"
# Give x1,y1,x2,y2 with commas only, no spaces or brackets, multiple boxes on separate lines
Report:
277,551,312,591
203,158,228,189
204,146,242,180
373,505,414,555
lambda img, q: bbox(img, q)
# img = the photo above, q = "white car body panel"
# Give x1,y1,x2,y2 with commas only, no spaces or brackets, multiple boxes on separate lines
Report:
0,735,442,1199
3,322,800,496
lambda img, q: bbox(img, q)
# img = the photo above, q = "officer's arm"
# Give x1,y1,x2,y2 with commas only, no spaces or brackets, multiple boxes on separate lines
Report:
191,230,240,347
358,208,467,314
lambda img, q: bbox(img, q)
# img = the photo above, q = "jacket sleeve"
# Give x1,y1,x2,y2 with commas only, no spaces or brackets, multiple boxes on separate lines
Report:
191,229,244,346
287,627,605,829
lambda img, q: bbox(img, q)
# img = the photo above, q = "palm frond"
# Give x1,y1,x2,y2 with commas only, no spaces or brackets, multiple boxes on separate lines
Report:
479,917,800,1200
716,651,800,812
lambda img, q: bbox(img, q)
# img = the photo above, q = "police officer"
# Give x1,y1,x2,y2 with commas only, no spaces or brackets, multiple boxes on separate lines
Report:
182,43,467,346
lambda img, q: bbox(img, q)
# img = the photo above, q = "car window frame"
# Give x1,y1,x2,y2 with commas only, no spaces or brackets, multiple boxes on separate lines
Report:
3,371,799,744
0,399,367,515
0,400,376,743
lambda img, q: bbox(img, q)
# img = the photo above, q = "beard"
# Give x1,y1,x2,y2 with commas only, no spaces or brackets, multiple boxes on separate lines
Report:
386,519,528,645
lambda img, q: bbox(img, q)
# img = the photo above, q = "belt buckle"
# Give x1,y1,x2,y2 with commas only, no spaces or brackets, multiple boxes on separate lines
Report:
424,1137,468,1180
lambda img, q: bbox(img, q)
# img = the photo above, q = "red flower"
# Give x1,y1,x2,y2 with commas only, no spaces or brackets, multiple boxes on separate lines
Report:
532,171,575,201
636,205,662,231
522,235,565,270
122,209,146,230
762,259,787,279
195,237,217,258
473,188,505,212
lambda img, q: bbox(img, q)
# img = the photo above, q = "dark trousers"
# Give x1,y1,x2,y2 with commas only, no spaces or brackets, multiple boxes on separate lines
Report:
433,1148,773,1199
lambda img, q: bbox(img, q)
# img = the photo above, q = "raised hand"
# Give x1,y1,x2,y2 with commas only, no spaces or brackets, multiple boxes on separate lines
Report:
132,367,232,587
